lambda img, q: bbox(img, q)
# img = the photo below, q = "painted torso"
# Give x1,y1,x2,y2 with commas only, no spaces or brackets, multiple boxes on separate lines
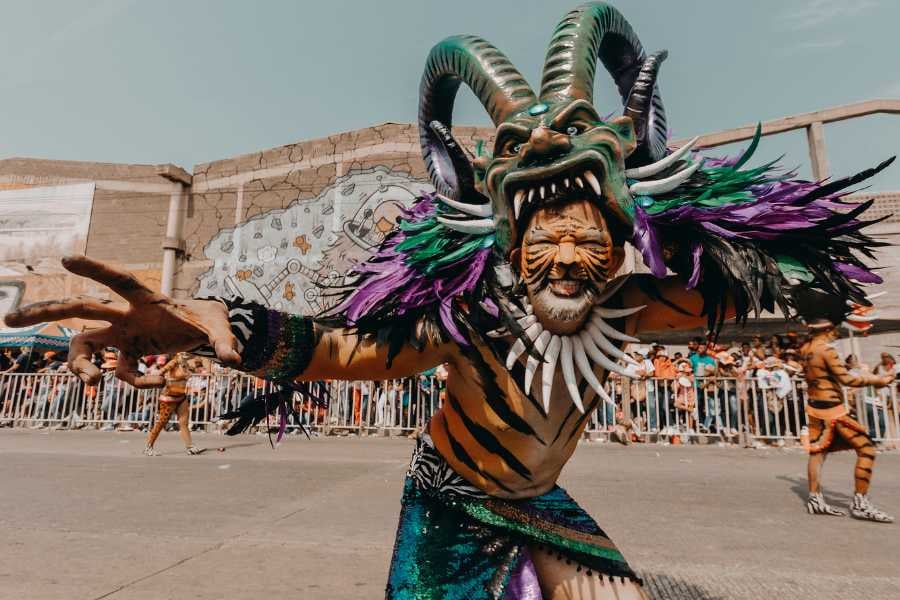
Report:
429,342,608,500
801,334,876,414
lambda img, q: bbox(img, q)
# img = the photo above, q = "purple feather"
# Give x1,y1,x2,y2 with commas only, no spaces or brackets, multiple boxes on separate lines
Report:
333,193,492,343
687,242,703,288
631,206,667,278
833,261,882,284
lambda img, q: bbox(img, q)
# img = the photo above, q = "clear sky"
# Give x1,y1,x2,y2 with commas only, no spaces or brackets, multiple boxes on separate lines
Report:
1,0,898,190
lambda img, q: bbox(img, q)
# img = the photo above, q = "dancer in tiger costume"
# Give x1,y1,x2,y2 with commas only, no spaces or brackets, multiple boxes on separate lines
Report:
798,293,895,523
6,3,894,597
144,353,204,456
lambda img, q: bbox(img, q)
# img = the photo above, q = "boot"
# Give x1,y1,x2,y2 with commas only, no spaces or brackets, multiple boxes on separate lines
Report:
849,493,895,523
807,492,846,517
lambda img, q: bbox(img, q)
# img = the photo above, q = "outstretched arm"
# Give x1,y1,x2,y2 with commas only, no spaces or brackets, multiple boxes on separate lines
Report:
821,345,893,388
4,256,451,387
219,299,452,381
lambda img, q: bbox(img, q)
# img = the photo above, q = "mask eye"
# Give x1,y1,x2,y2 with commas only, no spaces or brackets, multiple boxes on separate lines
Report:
500,139,522,157
566,126,579,136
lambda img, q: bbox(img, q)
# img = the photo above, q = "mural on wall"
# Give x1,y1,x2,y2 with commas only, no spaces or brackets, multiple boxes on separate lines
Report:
0,281,24,319
0,182,95,276
198,166,433,314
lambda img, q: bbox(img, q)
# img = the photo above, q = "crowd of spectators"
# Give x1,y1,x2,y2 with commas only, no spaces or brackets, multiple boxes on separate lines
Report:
605,334,899,447
0,335,898,447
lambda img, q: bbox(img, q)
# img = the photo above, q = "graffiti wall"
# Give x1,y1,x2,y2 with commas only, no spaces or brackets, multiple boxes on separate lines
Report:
0,182,95,272
197,166,434,314
0,181,96,319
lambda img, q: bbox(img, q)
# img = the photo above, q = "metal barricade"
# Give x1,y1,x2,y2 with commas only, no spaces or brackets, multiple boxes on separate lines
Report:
1,370,898,445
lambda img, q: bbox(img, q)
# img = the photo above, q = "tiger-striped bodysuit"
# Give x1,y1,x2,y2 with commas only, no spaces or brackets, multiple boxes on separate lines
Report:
800,332,885,494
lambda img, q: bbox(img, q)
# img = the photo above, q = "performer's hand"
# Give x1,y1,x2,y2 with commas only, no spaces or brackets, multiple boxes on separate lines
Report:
3,256,240,387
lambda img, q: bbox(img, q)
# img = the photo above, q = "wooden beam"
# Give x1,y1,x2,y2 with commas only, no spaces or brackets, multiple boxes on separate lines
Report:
671,98,900,149
806,121,829,180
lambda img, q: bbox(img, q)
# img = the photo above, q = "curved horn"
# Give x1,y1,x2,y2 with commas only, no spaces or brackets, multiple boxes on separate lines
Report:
419,35,536,200
623,50,668,167
538,3,669,166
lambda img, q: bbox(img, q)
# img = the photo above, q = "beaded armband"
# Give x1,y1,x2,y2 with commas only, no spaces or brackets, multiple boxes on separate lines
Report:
194,297,319,381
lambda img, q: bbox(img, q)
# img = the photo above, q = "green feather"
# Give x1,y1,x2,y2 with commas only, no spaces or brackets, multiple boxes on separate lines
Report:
775,255,814,283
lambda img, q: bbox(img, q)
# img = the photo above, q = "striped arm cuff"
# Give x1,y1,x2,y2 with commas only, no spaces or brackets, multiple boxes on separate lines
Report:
192,297,318,381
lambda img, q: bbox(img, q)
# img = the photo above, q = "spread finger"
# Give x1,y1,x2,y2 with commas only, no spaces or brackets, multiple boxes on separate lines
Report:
61,255,157,304
4,297,126,328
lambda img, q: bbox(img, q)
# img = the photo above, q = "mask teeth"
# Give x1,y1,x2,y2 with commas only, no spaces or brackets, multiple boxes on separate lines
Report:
509,167,605,222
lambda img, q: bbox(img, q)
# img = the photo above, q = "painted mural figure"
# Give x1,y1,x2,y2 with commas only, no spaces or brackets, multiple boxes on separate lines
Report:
6,3,894,598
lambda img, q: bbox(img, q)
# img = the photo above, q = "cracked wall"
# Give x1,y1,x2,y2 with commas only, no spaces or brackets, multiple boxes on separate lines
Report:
177,123,495,313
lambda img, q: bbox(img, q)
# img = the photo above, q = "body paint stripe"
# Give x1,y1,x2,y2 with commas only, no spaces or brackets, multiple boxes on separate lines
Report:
447,393,533,481
461,342,546,444
441,417,516,494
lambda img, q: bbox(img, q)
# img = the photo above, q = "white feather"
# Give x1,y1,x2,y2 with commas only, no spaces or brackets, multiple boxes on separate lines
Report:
579,331,631,377
594,275,630,305
560,337,585,414
541,335,562,413
587,321,637,365
594,305,646,319
572,336,612,404
591,315,640,343
517,314,538,328
504,322,542,369
524,330,552,395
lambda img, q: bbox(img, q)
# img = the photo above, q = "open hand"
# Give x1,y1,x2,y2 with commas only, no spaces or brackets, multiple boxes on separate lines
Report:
3,256,240,387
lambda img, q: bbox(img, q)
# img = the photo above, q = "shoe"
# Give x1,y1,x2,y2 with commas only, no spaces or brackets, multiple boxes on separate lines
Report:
186,446,205,455
100,424,115,432
143,445,159,456
849,493,895,523
807,492,846,517
117,425,134,432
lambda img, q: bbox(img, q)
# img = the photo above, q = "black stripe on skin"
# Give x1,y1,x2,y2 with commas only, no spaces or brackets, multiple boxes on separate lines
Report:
458,341,546,444
506,356,548,418
446,393,533,481
857,467,873,474
566,395,602,445
482,333,547,418
440,417,516,494
552,378,592,445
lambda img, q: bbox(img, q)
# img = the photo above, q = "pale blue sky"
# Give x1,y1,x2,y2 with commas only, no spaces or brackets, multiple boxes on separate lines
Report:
1,0,898,189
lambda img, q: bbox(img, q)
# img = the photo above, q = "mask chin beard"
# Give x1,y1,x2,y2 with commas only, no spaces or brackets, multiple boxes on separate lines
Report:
529,279,598,334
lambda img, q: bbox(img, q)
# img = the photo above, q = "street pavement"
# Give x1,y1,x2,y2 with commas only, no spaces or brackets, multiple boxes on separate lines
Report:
0,430,898,599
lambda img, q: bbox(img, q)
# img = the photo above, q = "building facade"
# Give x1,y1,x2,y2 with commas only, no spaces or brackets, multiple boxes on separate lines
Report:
1,119,899,361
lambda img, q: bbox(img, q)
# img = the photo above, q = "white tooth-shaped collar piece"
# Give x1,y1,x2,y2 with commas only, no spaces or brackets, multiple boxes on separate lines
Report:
501,291,644,414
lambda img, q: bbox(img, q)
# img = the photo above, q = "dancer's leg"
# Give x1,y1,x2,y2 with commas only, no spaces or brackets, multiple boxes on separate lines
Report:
530,545,647,600
146,401,175,450
176,399,193,448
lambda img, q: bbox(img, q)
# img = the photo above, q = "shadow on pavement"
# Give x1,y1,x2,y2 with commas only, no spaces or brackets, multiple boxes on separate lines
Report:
643,573,725,600
776,474,852,506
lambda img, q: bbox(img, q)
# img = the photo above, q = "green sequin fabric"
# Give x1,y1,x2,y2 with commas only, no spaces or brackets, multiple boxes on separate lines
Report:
385,440,639,598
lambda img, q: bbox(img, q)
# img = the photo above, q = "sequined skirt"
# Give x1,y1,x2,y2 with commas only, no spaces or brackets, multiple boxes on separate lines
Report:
385,436,639,599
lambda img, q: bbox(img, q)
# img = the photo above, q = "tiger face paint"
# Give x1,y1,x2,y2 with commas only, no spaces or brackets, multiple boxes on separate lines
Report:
516,199,624,335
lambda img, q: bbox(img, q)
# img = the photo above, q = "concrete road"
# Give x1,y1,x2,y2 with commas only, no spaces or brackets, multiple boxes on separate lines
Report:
0,430,898,600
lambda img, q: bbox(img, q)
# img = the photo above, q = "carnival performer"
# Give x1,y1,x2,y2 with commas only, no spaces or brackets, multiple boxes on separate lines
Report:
144,353,204,456
5,3,894,597
797,292,894,523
